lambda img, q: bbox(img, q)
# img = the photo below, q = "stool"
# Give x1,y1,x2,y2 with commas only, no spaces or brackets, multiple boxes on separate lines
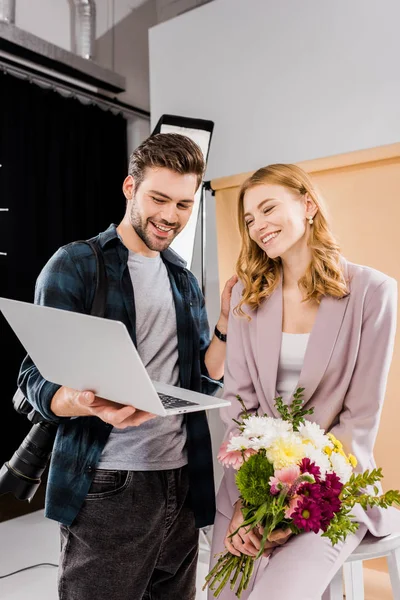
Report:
327,532,400,599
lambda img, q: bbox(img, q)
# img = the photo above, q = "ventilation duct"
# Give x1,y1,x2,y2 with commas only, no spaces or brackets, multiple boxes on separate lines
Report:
0,0,15,24
0,0,125,92
71,0,96,60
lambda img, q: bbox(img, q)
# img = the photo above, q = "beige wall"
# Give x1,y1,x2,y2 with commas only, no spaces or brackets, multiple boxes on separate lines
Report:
211,142,400,580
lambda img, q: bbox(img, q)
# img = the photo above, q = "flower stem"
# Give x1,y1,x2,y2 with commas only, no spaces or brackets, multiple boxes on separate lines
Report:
205,552,233,583
230,555,244,589
214,562,236,597
204,552,257,598
205,553,237,594
242,555,254,591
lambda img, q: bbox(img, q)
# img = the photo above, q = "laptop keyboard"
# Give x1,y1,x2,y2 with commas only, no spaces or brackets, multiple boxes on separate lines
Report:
158,393,199,409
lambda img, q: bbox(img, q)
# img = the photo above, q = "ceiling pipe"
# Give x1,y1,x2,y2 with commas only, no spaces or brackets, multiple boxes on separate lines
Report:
71,0,96,60
0,0,16,25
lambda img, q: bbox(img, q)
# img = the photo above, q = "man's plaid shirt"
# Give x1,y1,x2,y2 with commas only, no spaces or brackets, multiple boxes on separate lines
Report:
18,224,221,528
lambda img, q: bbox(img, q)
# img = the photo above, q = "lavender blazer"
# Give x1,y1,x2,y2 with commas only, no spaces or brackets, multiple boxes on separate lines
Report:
216,258,400,536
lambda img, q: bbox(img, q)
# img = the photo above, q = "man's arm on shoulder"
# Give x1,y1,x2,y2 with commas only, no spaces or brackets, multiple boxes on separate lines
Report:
193,273,237,393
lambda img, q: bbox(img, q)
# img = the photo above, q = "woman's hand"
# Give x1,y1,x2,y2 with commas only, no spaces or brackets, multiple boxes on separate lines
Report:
258,524,292,555
225,501,292,558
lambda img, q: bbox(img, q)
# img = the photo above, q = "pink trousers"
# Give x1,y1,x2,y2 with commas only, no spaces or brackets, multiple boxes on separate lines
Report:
207,510,367,600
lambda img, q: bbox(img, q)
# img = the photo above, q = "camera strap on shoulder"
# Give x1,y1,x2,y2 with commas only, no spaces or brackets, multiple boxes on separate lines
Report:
72,239,107,318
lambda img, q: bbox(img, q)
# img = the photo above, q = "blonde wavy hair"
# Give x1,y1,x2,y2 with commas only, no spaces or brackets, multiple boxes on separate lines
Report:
235,163,349,318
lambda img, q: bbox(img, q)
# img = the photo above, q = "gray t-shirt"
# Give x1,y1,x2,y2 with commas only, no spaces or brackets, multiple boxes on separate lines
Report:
98,251,187,470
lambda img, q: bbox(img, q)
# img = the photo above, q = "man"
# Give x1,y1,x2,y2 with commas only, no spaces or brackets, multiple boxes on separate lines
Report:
18,133,236,599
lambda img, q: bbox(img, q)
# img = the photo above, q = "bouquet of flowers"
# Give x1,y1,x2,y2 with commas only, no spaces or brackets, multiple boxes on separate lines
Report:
204,388,400,598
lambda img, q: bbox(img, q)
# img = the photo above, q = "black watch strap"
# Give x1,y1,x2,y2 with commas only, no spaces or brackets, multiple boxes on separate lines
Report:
214,325,227,342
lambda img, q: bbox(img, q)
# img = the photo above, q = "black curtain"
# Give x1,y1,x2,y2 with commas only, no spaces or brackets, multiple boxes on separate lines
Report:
0,70,128,485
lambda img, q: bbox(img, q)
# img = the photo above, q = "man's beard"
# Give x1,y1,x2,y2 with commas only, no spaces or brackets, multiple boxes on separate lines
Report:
129,202,179,252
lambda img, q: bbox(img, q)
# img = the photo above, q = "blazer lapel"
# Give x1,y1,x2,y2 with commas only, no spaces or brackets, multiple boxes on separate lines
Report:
257,276,283,417
298,292,350,405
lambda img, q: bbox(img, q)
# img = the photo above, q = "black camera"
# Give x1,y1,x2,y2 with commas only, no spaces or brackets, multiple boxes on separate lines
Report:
0,389,57,501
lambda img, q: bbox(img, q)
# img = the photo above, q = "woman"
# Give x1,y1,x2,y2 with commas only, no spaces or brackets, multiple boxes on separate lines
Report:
209,163,400,600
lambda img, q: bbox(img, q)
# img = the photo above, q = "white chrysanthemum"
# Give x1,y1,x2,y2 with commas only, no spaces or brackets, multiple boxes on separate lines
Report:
227,435,252,452
242,417,293,450
329,451,353,484
242,416,288,437
266,432,306,470
273,419,294,436
298,421,333,450
246,435,275,451
245,437,265,451
302,445,331,478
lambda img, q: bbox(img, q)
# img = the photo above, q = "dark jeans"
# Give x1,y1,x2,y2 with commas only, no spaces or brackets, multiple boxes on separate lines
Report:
58,466,199,600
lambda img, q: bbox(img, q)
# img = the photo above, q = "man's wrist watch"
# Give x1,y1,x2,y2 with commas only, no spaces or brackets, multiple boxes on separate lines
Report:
214,325,227,342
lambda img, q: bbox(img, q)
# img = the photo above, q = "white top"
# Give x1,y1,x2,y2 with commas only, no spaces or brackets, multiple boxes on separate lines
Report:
276,333,310,402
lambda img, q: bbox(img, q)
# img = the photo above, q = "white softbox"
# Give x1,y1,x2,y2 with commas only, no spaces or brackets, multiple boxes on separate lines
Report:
151,114,214,271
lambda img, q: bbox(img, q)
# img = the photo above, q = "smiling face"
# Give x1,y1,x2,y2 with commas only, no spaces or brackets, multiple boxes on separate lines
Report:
243,183,314,260
124,167,198,254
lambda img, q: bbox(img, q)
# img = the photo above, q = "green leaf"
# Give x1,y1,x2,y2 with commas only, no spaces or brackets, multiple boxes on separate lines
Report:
321,504,360,545
274,387,315,430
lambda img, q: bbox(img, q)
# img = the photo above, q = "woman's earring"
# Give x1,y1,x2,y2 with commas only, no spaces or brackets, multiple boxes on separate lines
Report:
308,216,314,225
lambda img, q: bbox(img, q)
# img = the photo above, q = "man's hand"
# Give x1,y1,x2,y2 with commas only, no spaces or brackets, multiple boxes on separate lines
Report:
50,386,156,428
225,501,292,558
204,274,238,380
219,274,238,325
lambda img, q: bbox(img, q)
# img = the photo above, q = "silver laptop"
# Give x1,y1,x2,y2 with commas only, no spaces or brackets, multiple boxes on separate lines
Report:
0,297,231,416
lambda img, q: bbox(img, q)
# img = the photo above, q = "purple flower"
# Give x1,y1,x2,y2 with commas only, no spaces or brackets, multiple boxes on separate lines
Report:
299,458,321,482
321,493,341,517
292,498,322,533
321,472,343,498
299,482,323,501
320,497,342,531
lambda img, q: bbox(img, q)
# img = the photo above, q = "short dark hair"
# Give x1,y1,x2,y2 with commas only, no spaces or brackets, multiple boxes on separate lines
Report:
128,133,205,191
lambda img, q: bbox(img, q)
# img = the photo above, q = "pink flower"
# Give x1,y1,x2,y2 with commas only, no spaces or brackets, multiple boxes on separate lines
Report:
285,495,302,518
269,465,300,495
217,439,256,470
